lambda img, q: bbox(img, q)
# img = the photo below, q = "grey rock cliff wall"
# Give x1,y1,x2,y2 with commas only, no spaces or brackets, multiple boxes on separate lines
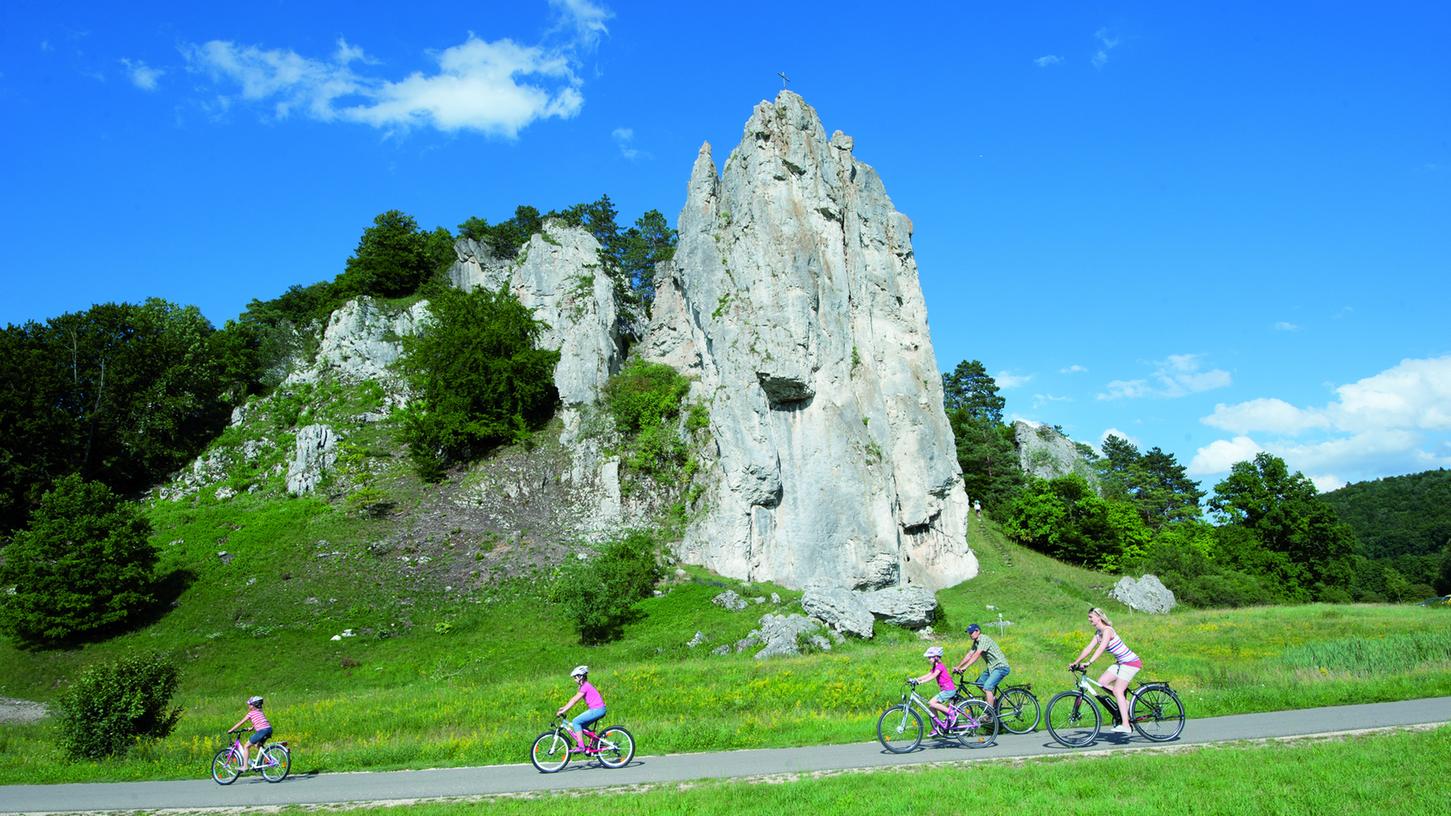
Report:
642,91,976,590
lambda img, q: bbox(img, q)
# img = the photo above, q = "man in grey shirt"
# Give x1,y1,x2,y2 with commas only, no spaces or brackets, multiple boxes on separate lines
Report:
955,623,1011,711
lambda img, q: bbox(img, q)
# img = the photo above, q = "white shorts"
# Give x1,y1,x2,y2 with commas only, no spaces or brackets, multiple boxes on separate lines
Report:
1109,662,1141,682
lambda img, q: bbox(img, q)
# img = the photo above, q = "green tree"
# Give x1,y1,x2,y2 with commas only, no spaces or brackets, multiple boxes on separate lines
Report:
941,360,1005,423
339,210,432,298
0,475,157,647
1209,452,1357,598
941,360,1021,513
1002,475,1149,569
401,287,560,479
0,300,235,532
615,209,677,312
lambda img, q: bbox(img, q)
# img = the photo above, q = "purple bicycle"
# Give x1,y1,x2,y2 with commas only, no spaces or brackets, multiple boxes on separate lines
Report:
211,728,290,784
530,714,635,773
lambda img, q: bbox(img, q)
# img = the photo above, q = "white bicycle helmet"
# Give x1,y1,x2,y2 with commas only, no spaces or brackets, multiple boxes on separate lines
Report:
922,646,944,659
570,665,589,678
247,695,264,707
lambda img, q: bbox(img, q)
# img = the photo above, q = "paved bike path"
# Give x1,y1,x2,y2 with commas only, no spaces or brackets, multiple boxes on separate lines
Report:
3,696,1449,814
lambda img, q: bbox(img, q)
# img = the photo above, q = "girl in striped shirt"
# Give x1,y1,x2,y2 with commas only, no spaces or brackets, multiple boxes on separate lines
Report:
1070,608,1143,734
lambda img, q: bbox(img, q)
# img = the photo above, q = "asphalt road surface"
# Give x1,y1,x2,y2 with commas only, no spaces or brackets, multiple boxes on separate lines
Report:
3,696,1448,814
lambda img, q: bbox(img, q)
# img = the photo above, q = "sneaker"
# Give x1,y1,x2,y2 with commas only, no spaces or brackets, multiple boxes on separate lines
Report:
1111,724,1132,734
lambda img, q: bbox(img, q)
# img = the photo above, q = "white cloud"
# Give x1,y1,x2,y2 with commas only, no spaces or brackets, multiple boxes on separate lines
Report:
611,126,643,160
1031,393,1071,410
1274,321,1300,331
1205,355,1451,436
549,0,613,49
1097,354,1231,400
183,11,609,138
1309,473,1346,492
1092,27,1121,68
995,370,1033,389
1329,355,1451,432
1192,356,1451,483
1203,398,1331,436
1060,364,1087,374
1188,436,1264,476
1034,55,1063,68
120,58,163,91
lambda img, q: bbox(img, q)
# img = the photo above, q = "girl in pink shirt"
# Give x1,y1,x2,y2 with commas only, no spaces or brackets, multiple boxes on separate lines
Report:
557,665,607,751
228,695,273,769
910,646,958,729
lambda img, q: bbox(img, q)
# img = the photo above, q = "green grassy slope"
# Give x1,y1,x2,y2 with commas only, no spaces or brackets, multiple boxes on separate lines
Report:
1,400,1449,784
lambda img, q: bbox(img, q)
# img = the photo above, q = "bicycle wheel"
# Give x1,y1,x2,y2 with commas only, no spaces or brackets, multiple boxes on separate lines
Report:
260,744,291,782
996,688,1041,734
210,748,243,785
596,726,635,768
952,698,999,748
530,730,572,773
876,704,923,753
1130,685,1185,742
1046,691,1101,747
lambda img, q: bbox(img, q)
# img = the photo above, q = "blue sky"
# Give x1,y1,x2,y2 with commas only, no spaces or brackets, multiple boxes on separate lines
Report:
2,1,1448,493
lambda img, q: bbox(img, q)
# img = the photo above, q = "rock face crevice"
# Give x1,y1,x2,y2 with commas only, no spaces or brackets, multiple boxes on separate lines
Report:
643,91,976,590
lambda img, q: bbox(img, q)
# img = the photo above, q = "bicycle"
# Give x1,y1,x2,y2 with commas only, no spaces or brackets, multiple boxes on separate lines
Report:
530,714,635,773
211,728,291,784
876,679,998,753
1045,666,1185,747
952,669,1041,735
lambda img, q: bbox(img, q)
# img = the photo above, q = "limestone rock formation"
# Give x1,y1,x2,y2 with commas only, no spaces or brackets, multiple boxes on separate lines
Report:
643,91,976,591
449,224,625,438
752,613,827,659
1013,420,1100,488
859,585,940,629
801,581,875,638
287,424,341,495
1109,574,1177,614
285,298,429,391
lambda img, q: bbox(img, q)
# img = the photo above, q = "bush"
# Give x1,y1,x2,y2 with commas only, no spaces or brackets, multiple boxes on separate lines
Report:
602,360,692,477
401,286,560,479
0,475,157,647
55,652,182,759
552,531,664,644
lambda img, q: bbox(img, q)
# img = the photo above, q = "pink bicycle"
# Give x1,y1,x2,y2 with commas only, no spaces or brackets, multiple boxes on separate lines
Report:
211,728,291,784
530,714,635,773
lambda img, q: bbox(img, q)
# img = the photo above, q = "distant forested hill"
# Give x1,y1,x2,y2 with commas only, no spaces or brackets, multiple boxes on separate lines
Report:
1322,469,1451,591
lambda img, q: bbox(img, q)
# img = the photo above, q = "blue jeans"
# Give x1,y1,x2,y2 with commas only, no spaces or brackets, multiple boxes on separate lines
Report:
571,706,606,734
977,665,1011,693
248,727,272,745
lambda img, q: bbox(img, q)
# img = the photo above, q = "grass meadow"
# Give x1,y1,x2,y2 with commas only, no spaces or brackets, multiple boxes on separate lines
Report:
1,477,1448,785
267,726,1451,816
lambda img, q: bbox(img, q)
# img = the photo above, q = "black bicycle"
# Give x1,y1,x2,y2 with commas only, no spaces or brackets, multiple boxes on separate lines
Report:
1045,666,1185,747
952,669,1041,734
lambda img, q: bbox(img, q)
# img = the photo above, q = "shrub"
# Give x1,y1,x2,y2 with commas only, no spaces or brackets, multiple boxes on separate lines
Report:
602,360,692,477
0,475,157,647
552,531,664,644
401,286,560,479
55,652,182,759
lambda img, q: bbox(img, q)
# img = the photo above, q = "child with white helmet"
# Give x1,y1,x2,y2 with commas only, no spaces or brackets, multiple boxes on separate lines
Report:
556,665,607,752
227,695,273,769
910,646,958,730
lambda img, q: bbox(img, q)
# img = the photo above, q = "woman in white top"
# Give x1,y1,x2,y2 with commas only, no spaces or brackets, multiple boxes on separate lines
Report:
1069,607,1143,734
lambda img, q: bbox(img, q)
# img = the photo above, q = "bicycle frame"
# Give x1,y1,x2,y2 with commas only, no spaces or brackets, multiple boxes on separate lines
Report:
898,684,963,731
553,716,619,755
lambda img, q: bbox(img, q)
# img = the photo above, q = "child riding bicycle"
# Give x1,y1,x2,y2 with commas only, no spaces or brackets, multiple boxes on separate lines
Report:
910,646,958,730
556,665,606,752
227,695,273,769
